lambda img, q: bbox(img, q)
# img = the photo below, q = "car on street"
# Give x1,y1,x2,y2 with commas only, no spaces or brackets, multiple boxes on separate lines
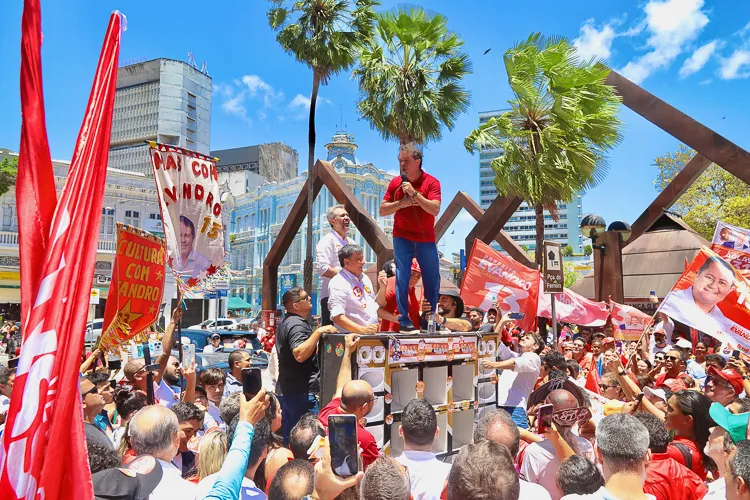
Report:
85,318,104,344
187,318,239,331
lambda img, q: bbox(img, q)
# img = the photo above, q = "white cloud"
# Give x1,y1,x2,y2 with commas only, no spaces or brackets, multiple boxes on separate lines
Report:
289,94,312,110
222,92,248,119
574,20,617,61
679,40,721,77
619,0,709,83
241,75,284,106
385,169,400,177
719,49,750,79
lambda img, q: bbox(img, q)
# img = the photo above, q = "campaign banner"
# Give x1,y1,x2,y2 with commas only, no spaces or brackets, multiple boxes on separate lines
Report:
711,244,750,279
659,246,750,351
713,221,750,251
460,239,539,332
149,142,226,288
388,336,477,365
537,284,610,326
610,301,652,341
99,223,166,351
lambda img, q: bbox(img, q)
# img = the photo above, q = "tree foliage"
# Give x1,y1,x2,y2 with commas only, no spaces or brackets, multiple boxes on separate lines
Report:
653,144,750,240
464,33,622,265
562,245,574,257
564,260,583,288
0,157,18,198
354,5,471,145
583,244,592,256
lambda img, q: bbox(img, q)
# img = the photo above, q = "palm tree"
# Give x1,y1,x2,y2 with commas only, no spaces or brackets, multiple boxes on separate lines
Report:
267,0,377,294
353,5,471,145
465,33,622,266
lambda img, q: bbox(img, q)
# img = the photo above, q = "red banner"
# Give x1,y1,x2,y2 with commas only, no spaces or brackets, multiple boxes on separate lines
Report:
99,224,166,351
610,301,652,341
711,244,750,280
0,9,122,500
460,239,539,332
659,246,750,351
537,285,610,327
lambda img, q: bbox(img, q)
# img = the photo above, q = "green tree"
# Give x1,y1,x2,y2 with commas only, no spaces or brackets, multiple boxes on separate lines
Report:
583,244,592,256
562,245,574,257
0,157,18,197
564,260,583,288
353,5,471,145
653,144,750,240
465,33,622,265
267,0,378,293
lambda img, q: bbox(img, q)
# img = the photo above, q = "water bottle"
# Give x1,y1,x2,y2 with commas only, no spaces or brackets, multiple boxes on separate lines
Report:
427,312,437,335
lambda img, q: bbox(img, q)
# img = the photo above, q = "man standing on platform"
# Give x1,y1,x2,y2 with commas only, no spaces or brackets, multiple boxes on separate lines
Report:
316,205,355,326
379,143,441,331
276,287,338,444
328,244,382,334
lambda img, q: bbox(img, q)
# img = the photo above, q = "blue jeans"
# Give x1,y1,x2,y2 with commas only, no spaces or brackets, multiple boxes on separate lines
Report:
279,393,319,445
394,236,440,326
500,405,529,429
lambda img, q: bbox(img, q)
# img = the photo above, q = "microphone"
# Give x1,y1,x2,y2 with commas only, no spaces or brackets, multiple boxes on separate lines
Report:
400,173,408,183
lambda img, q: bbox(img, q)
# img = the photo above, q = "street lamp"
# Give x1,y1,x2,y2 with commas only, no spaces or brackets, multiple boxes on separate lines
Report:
580,214,631,303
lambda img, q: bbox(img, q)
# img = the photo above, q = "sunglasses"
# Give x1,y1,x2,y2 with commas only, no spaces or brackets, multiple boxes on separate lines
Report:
665,355,680,362
81,385,100,397
295,295,312,303
599,384,619,390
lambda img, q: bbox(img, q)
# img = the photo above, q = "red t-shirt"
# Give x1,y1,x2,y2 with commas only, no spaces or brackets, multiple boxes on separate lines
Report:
318,397,380,469
654,371,682,389
666,436,706,480
645,453,708,500
383,171,441,242
380,277,421,332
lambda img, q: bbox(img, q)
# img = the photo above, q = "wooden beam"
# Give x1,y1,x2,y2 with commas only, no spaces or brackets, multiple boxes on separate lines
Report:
465,195,532,267
262,160,394,311
607,70,750,185
625,153,712,247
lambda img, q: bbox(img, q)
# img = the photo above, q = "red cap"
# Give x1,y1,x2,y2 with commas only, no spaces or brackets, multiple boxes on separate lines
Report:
708,366,744,394
662,379,688,393
411,258,421,273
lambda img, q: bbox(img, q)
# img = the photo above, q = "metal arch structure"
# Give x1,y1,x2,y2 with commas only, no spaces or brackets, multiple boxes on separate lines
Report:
435,191,533,267
261,160,394,311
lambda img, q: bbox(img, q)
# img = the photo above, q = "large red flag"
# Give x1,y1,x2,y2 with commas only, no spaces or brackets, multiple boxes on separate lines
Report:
0,8,123,500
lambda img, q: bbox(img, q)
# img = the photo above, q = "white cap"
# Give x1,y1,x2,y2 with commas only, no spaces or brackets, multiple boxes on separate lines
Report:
644,386,667,402
675,337,692,349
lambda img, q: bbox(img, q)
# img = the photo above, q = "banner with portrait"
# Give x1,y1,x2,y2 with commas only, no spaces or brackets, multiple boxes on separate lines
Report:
713,221,750,251
537,285,610,327
460,239,539,332
99,224,166,351
711,244,750,279
610,301,652,341
659,246,750,351
149,142,226,290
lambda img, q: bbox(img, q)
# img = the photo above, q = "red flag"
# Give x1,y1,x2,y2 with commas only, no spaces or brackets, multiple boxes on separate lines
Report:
585,364,602,395
0,9,123,500
537,285,610,327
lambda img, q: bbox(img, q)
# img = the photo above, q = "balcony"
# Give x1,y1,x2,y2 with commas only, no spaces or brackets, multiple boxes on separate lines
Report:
0,230,117,253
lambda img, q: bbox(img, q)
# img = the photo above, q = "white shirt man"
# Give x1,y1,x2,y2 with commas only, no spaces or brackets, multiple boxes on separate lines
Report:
396,450,452,500
328,268,379,333
660,286,734,338
176,249,212,279
151,459,197,499
521,433,595,500
315,205,355,325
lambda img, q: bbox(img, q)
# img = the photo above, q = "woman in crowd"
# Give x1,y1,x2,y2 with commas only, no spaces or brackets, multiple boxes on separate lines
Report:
193,429,228,483
664,389,714,480
255,392,293,491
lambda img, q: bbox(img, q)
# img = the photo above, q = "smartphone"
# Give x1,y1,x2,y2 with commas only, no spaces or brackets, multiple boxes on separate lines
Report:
108,358,122,371
242,367,262,398
148,340,164,358
733,350,741,359
509,312,525,320
182,343,196,368
328,414,358,477
537,404,555,434
634,393,645,410
130,343,145,360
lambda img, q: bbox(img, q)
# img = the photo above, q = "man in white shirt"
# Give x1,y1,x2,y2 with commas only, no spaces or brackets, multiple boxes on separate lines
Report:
315,204,355,326
660,256,737,338
176,215,212,278
521,389,595,500
128,405,196,499
395,398,452,500
481,330,544,428
561,414,654,500
203,333,224,353
473,409,552,500
328,244,381,334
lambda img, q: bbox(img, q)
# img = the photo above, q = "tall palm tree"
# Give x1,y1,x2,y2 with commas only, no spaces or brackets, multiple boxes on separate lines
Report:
465,33,622,266
267,0,377,294
354,5,471,145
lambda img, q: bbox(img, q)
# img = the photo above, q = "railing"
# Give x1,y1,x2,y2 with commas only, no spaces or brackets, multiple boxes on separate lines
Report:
98,239,117,252
0,231,18,246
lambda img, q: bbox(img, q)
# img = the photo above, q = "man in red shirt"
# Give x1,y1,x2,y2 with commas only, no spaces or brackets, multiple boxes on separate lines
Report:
634,412,707,500
654,349,686,389
379,142,441,331
378,258,422,332
318,334,380,469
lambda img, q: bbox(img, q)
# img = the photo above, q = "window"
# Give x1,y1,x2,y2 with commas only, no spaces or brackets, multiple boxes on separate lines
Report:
100,208,115,238
149,213,161,220
125,210,140,228
2,203,16,231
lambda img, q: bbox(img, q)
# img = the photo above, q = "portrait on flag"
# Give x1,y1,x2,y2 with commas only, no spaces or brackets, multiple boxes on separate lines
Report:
659,246,750,349
460,239,539,332
610,301,651,341
99,224,166,351
149,143,225,284
537,284,610,327
713,221,750,251
711,244,750,279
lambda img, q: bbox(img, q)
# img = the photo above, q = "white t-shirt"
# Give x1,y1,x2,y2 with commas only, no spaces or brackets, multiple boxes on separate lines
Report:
396,450,452,500
154,379,180,409
704,477,725,499
327,269,379,332
562,486,656,500
151,459,197,500
520,479,553,500
495,342,542,409
520,437,595,500
660,287,735,339
315,230,355,299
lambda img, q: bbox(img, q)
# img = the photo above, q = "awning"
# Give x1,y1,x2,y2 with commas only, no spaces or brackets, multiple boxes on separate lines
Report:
0,286,21,304
227,296,252,309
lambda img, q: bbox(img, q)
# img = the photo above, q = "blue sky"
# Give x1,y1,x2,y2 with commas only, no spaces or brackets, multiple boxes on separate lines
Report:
1,0,749,256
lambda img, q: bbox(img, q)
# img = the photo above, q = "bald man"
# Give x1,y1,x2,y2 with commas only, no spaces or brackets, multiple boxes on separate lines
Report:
318,334,380,468
520,389,595,500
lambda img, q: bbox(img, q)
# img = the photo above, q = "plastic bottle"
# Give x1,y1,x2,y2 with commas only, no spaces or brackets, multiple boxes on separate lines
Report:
427,312,437,335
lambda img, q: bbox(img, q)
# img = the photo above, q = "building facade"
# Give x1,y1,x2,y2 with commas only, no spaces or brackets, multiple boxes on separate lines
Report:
478,109,585,253
228,131,394,312
212,143,298,196
109,58,212,175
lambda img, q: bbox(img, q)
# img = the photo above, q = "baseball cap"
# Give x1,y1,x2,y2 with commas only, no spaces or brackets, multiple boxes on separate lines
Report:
709,402,750,445
661,379,688,393
675,337,692,349
708,366,744,394
93,455,163,500
643,386,668,403
210,333,221,339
